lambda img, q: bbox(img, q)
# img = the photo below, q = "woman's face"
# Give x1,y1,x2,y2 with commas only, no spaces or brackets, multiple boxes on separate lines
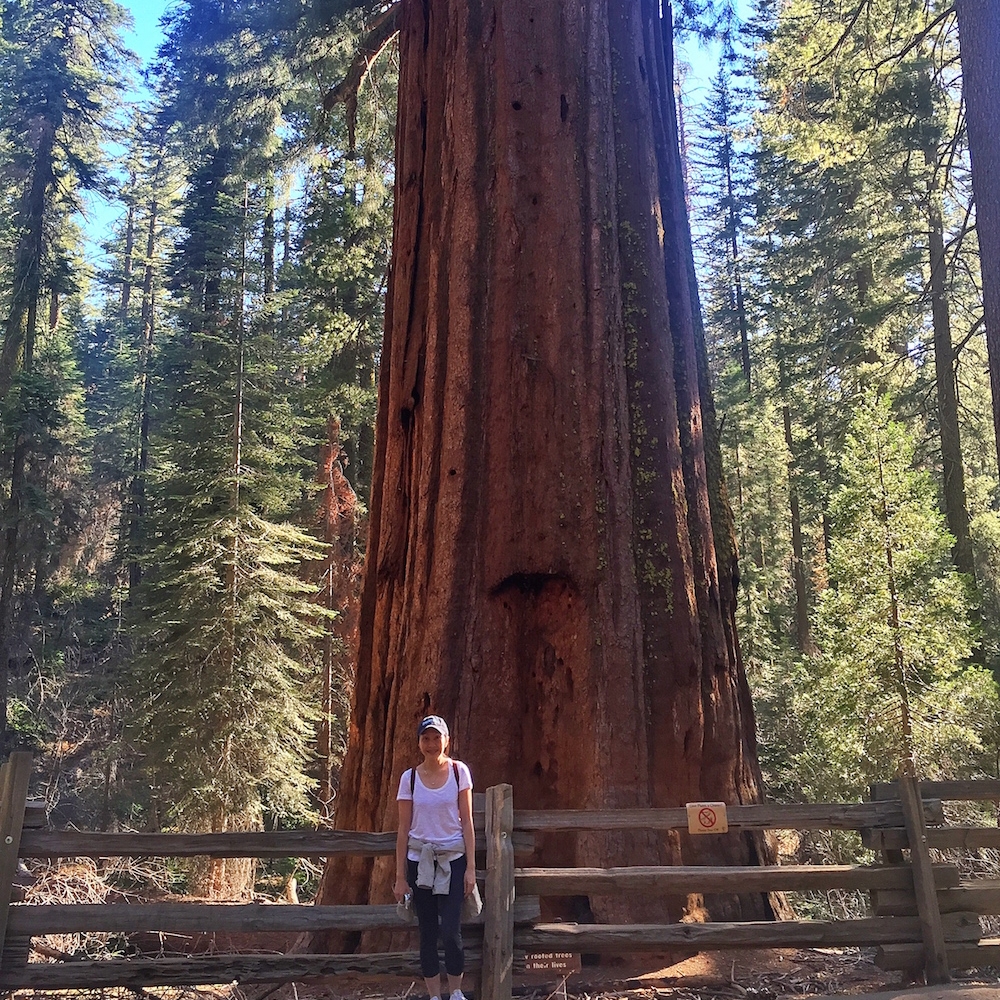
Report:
419,728,447,757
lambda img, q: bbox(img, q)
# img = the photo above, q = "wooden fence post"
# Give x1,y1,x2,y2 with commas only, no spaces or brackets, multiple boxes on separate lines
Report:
481,783,514,1000
0,752,33,962
898,774,950,984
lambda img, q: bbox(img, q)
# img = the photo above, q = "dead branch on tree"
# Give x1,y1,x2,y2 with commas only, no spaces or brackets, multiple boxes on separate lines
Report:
322,3,400,155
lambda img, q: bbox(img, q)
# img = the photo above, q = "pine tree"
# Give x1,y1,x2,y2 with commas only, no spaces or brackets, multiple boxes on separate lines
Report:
0,0,129,740
754,0,981,573
691,0,998,797
798,396,990,797
132,2,331,884
281,0,397,506
291,141,392,506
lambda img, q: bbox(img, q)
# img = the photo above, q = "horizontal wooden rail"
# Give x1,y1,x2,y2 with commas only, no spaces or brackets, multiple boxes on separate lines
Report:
864,827,1000,852
872,780,1000,802
0,951,485,989
7,897,541,936
874,882,1000,917
18,830,393,859
512,800,943,832
877,940,1000,972
18,829,535,859
515,864,960,895
516,912,981,952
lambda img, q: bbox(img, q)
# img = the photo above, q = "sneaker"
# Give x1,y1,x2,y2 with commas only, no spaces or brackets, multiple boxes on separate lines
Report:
450,992,467,1000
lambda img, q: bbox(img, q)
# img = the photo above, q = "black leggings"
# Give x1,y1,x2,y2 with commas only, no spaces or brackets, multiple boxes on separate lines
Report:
406,854,466,978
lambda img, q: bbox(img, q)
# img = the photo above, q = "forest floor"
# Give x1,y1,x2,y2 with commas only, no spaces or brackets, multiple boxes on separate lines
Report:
237,948,1000,1000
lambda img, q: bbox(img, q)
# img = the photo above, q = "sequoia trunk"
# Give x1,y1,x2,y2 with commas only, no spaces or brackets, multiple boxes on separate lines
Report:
319,0,772,928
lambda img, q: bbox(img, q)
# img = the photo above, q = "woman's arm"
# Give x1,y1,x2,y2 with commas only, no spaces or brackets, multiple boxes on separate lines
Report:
394,797,412,902
459,786,476,895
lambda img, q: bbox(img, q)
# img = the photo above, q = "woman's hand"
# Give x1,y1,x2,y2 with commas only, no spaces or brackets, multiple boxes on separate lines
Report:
393,877,409,903
464,866,477,897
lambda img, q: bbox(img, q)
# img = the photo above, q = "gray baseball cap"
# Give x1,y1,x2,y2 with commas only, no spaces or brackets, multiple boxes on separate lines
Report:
417,715,449,738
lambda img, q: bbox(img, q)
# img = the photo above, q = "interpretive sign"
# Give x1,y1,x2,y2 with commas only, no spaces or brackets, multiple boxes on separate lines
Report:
524,952,582,973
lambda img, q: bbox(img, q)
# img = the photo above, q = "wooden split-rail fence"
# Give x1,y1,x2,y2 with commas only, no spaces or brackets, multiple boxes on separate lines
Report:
2,751,1000,995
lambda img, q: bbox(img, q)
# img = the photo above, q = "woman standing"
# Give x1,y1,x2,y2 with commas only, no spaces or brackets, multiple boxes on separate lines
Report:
394,715,476,1000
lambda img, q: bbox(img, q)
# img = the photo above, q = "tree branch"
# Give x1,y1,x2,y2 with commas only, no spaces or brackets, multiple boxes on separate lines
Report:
322,3,401,154
953,314,985,359
812,0,869,69
862,6,955,79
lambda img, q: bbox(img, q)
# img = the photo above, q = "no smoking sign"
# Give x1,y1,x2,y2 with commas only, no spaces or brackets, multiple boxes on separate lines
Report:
686,801,729,834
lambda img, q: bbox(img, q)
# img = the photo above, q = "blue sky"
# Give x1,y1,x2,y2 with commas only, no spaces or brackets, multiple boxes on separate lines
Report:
121,0,169,62
82,0,168,268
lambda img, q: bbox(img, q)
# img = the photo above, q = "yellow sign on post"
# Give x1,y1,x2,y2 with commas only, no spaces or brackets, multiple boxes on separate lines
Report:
686,801,729,834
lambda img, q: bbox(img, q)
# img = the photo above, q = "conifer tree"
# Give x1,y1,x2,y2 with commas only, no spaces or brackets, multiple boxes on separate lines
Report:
87,114,177,589
133,1,331,883
754,0,980,575
693,0,998,796
693,69,753,398
0,0,128,739
319,0,778,926
798,396,991,796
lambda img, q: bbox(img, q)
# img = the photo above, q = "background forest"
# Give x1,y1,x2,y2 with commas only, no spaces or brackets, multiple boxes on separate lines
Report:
0,0,998,899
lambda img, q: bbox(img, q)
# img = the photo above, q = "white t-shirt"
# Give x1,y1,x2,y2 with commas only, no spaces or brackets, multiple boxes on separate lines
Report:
397,760,473,861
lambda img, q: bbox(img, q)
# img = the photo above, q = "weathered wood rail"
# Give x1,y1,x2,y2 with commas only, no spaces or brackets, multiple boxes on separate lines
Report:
1,752,999,996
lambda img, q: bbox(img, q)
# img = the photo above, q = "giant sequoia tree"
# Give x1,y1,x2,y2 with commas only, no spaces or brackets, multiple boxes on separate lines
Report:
319,0,773,924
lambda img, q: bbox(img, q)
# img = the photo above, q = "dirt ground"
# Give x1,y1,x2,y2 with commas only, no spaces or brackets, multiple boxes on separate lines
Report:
248,948,1000,1000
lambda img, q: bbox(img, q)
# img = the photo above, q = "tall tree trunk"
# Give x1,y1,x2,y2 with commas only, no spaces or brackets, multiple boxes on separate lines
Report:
782,405,812,654
128,199,160,598
317,0,771,931
119,181,137,326
927,173,973,575
816,414,832,564
955,0,1000,477
875,429,914,775
722,133,750,394
262,184,276,338
0,124,53,398
0,437,28,746
0,120,55,741
281,204,292,334
315,417,361,822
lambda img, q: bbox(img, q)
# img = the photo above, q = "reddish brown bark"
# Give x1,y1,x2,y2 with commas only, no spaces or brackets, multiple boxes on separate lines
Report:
313,417,362,821
317,0,772,930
